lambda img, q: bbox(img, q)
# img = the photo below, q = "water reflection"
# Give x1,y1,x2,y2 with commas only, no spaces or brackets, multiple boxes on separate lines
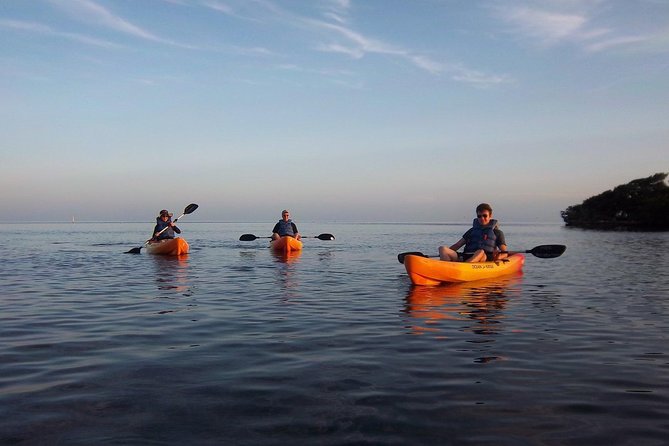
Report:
404,274,523,339
271,250,302,264
271,251,301,301
152,255,193,296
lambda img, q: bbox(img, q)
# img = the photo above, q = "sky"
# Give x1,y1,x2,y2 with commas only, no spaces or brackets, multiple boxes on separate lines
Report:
1,0,667,223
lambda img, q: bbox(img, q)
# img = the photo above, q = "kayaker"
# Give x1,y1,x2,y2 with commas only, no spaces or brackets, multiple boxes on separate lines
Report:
152,209,181,241
271,210,301,241
438,203,508,263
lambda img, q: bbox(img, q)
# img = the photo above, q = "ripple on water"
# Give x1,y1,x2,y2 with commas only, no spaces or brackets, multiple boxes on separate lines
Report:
1,223,669,444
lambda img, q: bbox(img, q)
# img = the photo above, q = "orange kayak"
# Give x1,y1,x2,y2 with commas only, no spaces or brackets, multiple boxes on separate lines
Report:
145,237,189,256
270,236,303,253
404,254,525,285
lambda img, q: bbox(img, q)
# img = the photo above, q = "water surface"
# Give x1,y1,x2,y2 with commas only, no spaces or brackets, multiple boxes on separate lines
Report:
1,223,668,445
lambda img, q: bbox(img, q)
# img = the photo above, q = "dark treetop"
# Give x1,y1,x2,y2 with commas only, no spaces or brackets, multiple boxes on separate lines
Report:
561,173,669,230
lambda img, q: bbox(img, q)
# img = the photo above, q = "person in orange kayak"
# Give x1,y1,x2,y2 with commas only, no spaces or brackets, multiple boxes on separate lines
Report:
271,209,301,241
438,203,508,263
152,209,181,241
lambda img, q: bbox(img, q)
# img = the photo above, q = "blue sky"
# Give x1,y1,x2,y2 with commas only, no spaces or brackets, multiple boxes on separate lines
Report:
1,0,667,223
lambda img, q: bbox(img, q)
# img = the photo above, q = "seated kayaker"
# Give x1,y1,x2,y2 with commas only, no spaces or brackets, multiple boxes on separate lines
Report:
438,203,508,263
152,209,181,241
271,209,301,241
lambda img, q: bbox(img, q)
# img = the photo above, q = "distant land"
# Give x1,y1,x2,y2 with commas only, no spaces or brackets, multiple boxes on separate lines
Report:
561,173,669,230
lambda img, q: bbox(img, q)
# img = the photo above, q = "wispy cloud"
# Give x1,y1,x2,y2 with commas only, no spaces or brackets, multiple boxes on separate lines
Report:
310,20,406,58
501,7,600,44
445,63,512,86
496,1,668,54
321,0,351,24
48,0,196,49
175,0,510,86
585,35,651,52
0,18,122,49
309,18,510,86
201,1,234,16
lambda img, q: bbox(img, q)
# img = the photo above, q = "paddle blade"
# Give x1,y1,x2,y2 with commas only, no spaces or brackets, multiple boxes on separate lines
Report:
184,203,199,214
397,251,427,264
239,234,258,241
316,233,335,240
529,244,566,258
126,247,142,254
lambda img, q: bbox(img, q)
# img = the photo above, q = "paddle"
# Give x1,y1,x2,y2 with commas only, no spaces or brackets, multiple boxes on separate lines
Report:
239,233,335,241
397,244,566,264
126,203,199,254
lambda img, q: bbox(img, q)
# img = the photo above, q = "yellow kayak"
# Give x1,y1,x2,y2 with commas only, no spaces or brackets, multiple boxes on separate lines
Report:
145,237,189,256
404,254,525,285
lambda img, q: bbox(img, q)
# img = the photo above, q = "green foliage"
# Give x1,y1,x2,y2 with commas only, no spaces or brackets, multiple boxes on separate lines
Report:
561,173,669,230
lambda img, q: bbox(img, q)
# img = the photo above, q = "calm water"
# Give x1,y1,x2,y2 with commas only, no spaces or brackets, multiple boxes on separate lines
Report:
1,222,668,445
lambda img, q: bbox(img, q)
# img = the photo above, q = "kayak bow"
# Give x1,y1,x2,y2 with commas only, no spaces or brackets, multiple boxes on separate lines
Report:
270,236,303,254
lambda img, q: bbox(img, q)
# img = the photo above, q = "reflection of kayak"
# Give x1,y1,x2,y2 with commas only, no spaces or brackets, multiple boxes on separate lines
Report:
405,274,522,325
272,250,302,264
270,236,303,253
146,237,189,256
404,254,525,285
407,273,523,301
405,274,522,339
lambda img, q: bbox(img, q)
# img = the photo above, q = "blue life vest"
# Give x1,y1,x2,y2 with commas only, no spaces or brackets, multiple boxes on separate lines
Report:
275,219,296,237
464,218,498,254
154,217,176,240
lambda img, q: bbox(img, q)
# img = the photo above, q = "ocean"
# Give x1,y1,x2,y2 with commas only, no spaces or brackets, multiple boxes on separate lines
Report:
1,222,668,445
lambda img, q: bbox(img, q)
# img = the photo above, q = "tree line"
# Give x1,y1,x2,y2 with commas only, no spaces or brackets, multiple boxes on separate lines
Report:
561,173,669,230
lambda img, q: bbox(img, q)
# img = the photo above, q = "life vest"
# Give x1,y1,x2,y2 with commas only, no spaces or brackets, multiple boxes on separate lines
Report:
464,218,498,254
275,219,296,237
154,217,176,240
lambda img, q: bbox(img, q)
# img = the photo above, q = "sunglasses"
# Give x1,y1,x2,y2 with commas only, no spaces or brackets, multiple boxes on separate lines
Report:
477,214,490,218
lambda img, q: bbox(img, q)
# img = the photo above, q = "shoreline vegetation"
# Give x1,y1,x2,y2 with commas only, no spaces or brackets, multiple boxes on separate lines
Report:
561,173,669,231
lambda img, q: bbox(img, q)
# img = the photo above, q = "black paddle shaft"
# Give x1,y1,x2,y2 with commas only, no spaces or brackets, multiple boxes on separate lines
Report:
397,244,566,264
240,233,335,241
